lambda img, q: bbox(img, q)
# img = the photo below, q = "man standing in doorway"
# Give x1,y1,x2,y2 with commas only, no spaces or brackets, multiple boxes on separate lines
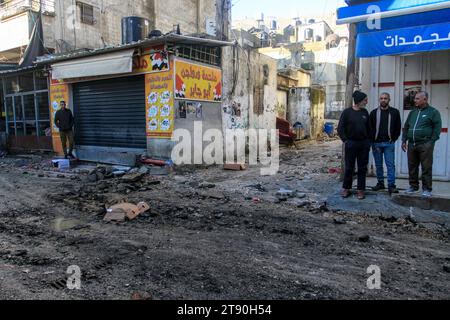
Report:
338,91,372,200
54,100,75,159
370,93,402,194
402,91,442,197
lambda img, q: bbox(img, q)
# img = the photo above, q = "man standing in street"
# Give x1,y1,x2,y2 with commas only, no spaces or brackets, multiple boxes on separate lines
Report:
338,91,371,200
402,91,442,197
54,100,75,159
370,93,402,194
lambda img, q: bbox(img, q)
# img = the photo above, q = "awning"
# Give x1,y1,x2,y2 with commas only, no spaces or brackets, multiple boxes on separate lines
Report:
337,0,450,57
51,49,135,80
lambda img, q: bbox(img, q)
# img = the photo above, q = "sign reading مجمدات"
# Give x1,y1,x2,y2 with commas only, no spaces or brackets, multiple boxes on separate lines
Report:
145,71,175,139
356,21,450,57
49,83,70,134
174,59,222,102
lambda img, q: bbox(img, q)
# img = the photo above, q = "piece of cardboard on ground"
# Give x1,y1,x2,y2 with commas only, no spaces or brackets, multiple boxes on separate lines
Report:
103,209,126,222
105,201,151,221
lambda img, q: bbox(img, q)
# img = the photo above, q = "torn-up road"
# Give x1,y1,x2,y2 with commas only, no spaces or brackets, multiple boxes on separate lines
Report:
0,140,449,300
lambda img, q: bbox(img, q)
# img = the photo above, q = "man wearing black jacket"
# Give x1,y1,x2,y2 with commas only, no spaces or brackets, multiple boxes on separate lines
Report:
369,93,402,194
338,91,371,200
54,101,75,159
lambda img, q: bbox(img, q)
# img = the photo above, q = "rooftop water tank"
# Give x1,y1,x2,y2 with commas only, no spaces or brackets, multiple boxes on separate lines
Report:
121,16,150,45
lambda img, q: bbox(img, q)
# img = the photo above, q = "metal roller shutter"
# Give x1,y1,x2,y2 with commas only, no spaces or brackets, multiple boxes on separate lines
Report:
73,75,146,149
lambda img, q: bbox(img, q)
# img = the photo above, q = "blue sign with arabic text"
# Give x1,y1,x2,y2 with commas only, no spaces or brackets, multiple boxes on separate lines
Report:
356,21,450,57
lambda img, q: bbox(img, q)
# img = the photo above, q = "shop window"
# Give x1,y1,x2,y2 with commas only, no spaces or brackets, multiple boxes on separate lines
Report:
5,97,13,121
36,92,50,121
14,96,23,122
15,122,25,136
35,71,48,91
23,95,37,136
77,2,95,25
5,76,19,94
19,73,34,92
39,121,51,136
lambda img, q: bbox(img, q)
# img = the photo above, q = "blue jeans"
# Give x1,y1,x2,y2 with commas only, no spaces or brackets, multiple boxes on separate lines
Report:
372,142,396,188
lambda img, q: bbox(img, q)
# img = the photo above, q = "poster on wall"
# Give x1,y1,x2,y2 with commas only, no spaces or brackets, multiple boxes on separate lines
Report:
404,86,422,110
49,84,70,134
145,71,174,139
133,51,170,74
174,59,222,102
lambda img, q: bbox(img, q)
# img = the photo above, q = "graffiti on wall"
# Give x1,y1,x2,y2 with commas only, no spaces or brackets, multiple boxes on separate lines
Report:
223,101,247,130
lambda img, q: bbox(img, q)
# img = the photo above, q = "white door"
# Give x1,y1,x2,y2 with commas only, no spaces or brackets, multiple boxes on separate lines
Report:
427,51,449,180
398,51,450,181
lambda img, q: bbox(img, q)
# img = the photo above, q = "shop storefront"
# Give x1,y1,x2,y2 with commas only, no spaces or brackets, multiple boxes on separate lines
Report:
337,0,450,181
42,35,229,165
0,68,51,151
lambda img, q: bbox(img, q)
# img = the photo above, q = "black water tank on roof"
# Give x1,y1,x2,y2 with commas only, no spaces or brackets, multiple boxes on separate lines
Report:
122,16,150,44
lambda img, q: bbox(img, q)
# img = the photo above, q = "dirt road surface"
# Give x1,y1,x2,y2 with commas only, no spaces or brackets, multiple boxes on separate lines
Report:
0,140,448,300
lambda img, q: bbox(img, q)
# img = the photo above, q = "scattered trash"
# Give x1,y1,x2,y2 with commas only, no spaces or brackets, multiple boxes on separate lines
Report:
199,182,216,189
246,183,267,192
328,167,342,174
131,292,152,300
104,202,150,222
112,166,131,173
140,158,171,167
252,197,261,204
277,188,295,198
333,217,347,225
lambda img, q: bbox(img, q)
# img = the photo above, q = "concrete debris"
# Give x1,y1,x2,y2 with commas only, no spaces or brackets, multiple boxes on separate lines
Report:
103,210,126,222
121,172,145,183
224,164,246,171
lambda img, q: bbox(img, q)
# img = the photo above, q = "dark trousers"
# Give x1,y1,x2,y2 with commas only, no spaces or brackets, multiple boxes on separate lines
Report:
343,140,371,191
408,141,434,191
60,129,74,156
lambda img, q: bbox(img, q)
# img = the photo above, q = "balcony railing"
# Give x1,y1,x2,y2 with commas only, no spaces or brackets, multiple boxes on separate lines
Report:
0,0,55,20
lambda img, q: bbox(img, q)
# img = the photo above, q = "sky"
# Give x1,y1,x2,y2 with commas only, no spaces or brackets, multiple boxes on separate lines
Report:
232,0,347,20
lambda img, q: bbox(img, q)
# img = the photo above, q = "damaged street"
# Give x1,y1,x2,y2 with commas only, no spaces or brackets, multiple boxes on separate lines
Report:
0,140,449,300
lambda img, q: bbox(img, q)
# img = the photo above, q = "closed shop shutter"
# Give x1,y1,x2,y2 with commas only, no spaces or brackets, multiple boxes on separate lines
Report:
73,75,146,149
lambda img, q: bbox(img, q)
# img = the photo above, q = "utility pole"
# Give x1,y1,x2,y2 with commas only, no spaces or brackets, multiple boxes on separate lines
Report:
216,0,231,40
341,22,359,181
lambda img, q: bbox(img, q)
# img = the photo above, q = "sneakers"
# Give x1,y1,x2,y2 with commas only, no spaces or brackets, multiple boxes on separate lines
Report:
405,187,419,194
422,190,432,198
341,189,351,198
388,186,399,194
372,183,386,192
357,191,366,200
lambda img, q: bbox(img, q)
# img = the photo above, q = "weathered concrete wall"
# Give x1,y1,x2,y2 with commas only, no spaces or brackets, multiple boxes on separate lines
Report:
155,0,217,35
42,0,216,53
288,87,311,136
222,46,278,133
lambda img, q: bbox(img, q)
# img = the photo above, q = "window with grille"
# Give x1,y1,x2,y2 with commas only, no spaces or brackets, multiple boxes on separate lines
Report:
77,2,94,25
173,45,221,66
